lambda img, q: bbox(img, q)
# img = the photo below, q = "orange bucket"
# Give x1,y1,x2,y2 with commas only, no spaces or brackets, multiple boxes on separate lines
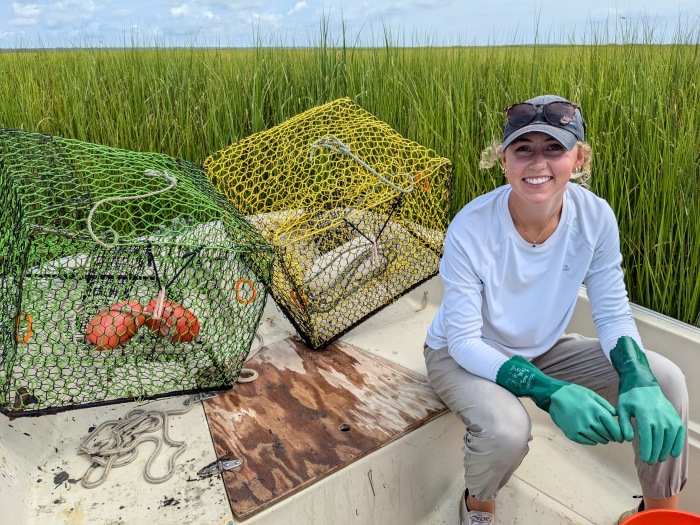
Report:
622,509,700,524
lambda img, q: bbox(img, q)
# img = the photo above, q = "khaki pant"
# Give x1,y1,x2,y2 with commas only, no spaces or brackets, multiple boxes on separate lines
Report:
423,334,689,501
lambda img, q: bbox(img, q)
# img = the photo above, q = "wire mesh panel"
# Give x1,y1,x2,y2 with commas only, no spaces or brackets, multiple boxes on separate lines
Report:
0,129,275,417
205,98,453,350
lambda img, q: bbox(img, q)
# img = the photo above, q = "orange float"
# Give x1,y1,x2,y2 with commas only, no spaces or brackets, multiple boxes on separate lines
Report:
110,300,146,326
145,299,200,343
85,303,141,351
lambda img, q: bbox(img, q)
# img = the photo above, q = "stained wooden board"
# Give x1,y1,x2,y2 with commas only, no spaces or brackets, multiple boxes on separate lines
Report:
202,336,447,519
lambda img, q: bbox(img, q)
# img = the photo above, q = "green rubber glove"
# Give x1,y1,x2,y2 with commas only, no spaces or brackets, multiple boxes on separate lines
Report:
610,337,685,465
496,356,623,445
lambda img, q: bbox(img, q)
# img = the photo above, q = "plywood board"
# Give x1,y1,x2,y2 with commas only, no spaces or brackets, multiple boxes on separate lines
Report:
202,336,447,519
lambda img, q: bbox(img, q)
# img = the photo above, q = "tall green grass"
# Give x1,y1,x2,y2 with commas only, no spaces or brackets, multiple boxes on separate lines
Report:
0,31,698,328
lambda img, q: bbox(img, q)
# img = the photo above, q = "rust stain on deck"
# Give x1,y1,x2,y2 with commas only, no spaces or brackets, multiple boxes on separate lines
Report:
202,336,447,519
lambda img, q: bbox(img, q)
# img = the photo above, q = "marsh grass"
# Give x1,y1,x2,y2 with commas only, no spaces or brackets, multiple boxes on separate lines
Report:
0,30,698,327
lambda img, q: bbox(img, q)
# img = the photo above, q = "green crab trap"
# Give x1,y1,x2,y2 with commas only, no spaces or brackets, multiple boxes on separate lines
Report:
204,98,453,350
0,129,275,417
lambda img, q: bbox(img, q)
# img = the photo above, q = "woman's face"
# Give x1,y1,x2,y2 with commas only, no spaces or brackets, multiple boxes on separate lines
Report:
501,132,583,207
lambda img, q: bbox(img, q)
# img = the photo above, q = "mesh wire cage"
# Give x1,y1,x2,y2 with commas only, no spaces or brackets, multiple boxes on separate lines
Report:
204,98,453,350
0,129,275,417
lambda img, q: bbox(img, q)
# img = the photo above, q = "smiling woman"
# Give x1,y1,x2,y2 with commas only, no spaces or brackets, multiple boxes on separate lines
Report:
503,132,583,245
424,94,689,525
480,96,592,247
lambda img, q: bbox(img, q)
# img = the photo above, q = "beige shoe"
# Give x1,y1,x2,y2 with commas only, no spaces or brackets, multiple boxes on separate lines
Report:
617,499,644,524
460,490,495,525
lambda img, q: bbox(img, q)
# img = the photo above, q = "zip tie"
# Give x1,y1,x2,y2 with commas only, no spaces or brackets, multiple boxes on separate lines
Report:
153,286,166,321
370,241,380,268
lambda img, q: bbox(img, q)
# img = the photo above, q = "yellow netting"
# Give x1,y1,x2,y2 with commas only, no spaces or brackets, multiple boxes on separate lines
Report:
205,98,453,349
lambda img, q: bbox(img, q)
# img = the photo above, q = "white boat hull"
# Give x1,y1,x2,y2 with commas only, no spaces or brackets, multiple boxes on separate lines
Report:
1,276,698,524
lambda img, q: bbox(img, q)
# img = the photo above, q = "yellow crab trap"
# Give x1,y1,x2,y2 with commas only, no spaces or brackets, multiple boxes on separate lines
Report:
204,98,453,350
0,129,275,417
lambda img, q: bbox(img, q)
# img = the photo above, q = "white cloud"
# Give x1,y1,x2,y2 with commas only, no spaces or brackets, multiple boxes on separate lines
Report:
287,1,307,15
51,0,99,14
171,4,191,16
13,2,42,17
9,18,38,26
204,1,265,9
0,0,697,48
251,11,283,24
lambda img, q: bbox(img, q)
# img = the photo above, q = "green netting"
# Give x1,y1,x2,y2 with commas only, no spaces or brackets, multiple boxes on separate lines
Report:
205,98,453,350
0,128,275,417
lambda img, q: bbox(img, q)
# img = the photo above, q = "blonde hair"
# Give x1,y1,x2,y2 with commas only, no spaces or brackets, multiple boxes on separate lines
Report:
479,140,592,187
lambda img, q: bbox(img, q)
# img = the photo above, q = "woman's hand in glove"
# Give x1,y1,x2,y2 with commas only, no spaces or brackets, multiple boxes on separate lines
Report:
611,336,686,465
550,384,623,445
617,385,685,464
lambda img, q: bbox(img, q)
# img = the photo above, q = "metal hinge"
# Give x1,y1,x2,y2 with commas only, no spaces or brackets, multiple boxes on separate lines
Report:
197,458,243,478
184,392,219,406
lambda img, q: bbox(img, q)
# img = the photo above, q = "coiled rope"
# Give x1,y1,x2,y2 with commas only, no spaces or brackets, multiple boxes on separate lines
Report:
79,332,265,488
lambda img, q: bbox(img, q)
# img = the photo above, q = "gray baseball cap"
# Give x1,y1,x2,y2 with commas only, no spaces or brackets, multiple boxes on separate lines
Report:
502,94,586,151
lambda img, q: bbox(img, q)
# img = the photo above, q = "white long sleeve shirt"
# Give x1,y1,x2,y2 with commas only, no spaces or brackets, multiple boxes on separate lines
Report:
425,182,642,382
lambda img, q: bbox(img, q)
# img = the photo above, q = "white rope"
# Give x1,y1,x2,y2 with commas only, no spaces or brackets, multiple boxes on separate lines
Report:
86,169,178,248
78,396,193,488
78,332,265,488
309,136,416,194
237,331,264,383
30,223,87,239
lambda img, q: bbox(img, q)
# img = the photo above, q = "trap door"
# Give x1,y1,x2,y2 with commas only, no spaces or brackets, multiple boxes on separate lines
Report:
202,336,447,519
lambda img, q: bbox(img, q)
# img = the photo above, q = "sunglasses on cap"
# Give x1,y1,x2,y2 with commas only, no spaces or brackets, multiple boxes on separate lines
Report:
504,101,581,128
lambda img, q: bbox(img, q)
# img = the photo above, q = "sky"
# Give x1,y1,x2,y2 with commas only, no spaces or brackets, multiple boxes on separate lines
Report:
1,1,699,49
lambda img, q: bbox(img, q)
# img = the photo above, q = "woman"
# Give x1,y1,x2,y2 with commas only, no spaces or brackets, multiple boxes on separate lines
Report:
423,95,688,525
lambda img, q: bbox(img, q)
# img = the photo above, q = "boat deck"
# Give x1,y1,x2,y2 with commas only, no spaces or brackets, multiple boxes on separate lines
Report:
1,277,698,524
